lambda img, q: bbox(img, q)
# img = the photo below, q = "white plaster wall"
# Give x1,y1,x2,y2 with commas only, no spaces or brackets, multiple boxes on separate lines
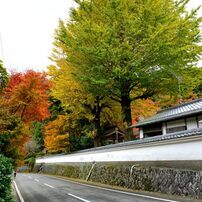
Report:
36,138,202,164
186,117,197,130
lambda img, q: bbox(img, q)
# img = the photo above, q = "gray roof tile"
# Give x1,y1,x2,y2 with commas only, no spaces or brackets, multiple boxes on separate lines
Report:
75,128,202,153
134,98,202,127
37,128,202,158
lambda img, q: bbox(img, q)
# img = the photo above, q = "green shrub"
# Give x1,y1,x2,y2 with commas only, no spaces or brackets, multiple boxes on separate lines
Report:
0,154,13,202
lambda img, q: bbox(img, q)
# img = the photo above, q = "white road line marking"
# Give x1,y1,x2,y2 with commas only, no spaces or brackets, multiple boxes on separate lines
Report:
53,177,180,202
44,183,54,189
34,179,39,182
68,193,91,202
13,181,25,202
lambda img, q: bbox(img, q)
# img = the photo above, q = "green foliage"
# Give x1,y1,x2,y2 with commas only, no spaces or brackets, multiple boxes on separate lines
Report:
48,61,117,145
24,152,36,171
0,154,13,202
194,84,202,97
0,60,8,89
31,122,44,151
0,107,23,166
69,133,94,152
62,117,94,152
53,0,202,132
186,67,202,97
49,98,65,121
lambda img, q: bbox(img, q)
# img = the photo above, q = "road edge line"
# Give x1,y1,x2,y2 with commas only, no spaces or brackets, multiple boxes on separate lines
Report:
13,181,25,202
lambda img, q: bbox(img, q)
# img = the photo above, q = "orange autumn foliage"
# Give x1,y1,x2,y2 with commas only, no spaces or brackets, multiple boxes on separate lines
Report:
131,99,160,138
44,115,69,153
3,70,51,123
0,70,51,165
0,104,27,166
132,99,160,123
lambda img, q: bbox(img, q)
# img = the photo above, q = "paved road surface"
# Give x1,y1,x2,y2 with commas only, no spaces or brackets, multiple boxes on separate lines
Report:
14,173,180,202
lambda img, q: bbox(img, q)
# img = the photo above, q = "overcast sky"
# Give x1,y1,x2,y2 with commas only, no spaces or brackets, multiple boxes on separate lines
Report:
0,0,201,72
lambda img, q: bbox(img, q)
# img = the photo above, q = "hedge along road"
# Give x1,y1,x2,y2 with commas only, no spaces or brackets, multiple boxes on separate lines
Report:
13,173,181,202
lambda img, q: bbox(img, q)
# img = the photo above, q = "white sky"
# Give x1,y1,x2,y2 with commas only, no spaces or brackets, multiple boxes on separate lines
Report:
0,0,201,72
0,0,75,72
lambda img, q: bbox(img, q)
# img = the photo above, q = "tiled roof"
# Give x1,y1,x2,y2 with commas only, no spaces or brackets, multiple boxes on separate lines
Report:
74,128,202,153
134,98,202,127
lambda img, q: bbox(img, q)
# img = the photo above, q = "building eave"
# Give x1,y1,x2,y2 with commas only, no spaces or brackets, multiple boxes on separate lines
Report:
133,109,202,128
131,98,202,128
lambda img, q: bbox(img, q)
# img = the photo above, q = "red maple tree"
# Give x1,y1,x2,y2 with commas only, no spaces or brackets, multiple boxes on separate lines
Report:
4,70,51,123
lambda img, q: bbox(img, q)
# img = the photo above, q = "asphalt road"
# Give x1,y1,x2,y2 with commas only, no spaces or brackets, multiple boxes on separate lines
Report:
14,173,180,202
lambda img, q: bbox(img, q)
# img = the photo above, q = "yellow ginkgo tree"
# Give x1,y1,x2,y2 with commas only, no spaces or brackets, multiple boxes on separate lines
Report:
44,115,69,153
48,59,119,146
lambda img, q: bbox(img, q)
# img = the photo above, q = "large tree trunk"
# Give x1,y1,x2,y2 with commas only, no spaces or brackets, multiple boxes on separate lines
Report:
93,114,102,147
92,96,103,147
120,93,133,140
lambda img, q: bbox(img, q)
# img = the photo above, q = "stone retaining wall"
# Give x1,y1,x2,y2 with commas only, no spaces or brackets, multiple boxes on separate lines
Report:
34,163,202,199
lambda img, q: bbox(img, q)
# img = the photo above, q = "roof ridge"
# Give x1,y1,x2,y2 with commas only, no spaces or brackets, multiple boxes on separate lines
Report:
157,98,202,114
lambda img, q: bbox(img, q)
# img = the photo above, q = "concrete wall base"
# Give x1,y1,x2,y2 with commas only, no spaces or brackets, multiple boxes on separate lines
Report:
34,163,202,199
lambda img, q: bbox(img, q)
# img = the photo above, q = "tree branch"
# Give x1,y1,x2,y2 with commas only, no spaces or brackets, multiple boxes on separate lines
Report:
109,96,121,103
131,91,155,101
